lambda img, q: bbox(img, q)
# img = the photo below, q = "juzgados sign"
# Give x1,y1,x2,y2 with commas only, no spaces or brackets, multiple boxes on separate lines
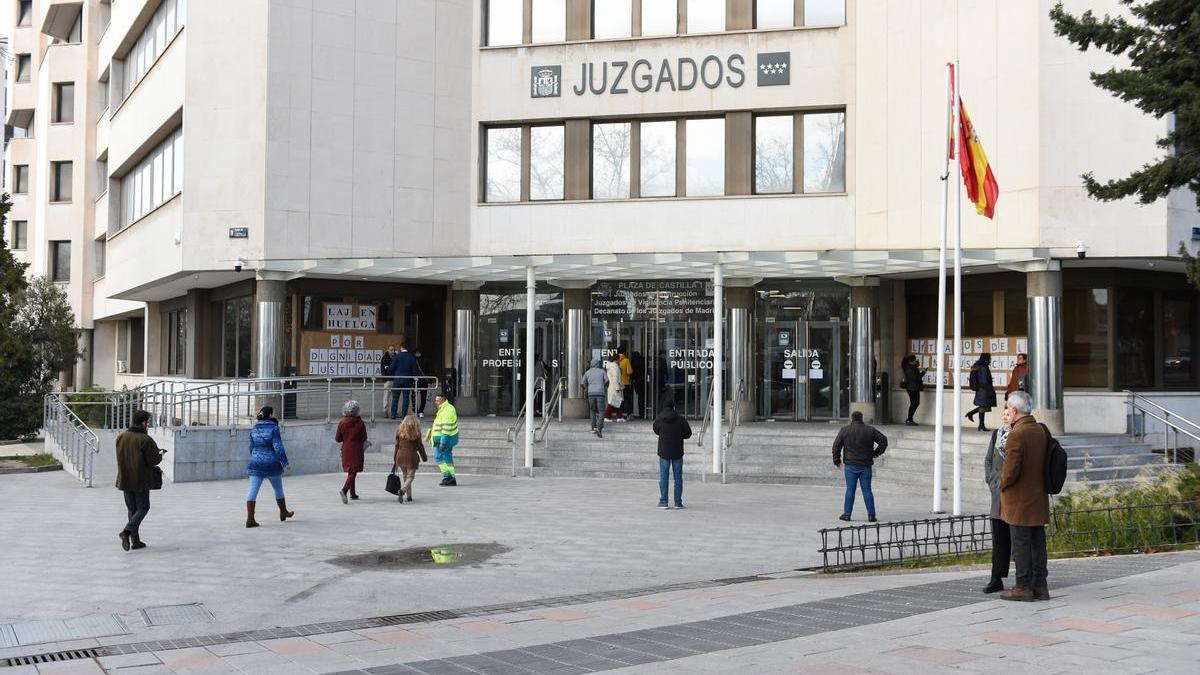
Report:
531,51,790,98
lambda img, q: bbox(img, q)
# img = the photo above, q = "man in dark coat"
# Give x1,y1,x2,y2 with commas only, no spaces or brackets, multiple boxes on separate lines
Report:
114,410,164,551
652,399,692,509
630,351,646,418
832,411,888,522
414,348,435,417
998,391,1051,602
389,343,420,419
380,345,397,415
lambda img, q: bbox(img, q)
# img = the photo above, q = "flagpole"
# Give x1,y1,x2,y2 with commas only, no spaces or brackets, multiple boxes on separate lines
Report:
952,58,964,517
933,63,952,514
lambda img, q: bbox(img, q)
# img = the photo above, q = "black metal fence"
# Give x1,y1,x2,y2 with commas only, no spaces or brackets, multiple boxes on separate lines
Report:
818,500,1200,573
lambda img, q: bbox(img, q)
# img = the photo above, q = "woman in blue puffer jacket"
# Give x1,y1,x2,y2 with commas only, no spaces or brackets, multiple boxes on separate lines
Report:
245,406,294,528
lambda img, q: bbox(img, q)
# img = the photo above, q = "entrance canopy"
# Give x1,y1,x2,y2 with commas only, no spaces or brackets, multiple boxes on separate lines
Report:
261,248,1053,283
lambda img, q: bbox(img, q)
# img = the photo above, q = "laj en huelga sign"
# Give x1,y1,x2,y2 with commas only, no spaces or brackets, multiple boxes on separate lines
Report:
530,51,790,98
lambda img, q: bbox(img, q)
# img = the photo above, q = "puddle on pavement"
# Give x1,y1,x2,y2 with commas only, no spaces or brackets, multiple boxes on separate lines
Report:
329,543,510,570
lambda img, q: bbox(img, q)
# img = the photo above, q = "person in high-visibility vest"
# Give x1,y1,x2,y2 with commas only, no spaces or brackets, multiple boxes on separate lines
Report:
430,393,459,486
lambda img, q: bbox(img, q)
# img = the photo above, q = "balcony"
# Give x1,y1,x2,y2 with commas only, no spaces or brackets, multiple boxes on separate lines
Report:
41,1,84,42
5,80,35,128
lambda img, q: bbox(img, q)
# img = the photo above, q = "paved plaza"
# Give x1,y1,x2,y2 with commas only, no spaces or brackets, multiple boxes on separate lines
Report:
1,464,1198,673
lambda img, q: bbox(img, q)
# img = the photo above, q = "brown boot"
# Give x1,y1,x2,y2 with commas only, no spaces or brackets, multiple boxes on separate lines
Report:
1032,584,1051,601
999,586,1034,602
246,501,259,528
277,498,294,521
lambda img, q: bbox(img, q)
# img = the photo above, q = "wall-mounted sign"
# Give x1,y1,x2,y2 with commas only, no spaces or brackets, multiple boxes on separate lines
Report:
592,280,713,320
530,52,790,98
323,303,378,332
228,227,248,239
778,330,791,347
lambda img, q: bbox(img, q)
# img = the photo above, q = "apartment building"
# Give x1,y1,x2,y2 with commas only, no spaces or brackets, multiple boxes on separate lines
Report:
5,1,1199,436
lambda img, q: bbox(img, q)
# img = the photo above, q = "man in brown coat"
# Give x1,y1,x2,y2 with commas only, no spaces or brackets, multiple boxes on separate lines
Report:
997,391,1050,601
115,410,164,551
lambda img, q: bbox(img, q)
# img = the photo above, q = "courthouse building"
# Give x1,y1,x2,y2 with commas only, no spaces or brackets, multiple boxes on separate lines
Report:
5,0,1199,435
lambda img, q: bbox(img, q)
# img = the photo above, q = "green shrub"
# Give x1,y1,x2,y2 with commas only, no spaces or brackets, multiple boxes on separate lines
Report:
66,387,112,428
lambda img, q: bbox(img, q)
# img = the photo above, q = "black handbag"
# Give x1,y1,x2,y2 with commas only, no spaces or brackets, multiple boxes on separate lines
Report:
149,466,164,490
385,472,401,495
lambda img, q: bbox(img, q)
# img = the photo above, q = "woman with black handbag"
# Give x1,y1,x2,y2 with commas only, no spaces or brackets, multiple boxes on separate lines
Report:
392,414,428,503
114,409,166,551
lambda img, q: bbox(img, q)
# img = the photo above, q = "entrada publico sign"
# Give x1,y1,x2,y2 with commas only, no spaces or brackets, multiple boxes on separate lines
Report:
531,51,790,98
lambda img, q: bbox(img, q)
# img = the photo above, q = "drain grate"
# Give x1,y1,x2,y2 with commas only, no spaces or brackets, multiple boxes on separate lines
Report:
2,647,101,668
376,610,461,626
140,603,214,627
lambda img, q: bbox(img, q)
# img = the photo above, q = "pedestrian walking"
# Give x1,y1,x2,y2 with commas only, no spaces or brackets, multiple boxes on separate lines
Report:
998,391,1051,602
604,353,625,421
392,414,428,503
966,352,997,431
380,344,397,414
900,355,927,425
431,393,459,486
414,348,434,417
245,406,294,528
389,343,420,419
631,350,646,418
832,411,888,522
983,421,1013,593
581,358,609,437
336,399,367,504
1006,353,1029,401
618,347,634,418
114,410,165,551
652,399,692,509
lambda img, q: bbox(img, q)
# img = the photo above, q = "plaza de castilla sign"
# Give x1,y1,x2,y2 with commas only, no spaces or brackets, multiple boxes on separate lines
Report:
531,51,790,98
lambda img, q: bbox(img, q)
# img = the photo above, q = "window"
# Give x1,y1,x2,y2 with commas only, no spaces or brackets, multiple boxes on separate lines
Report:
96,159,109,197
119,128,183,228
756,0,794,28
222,297,253,378
1064,288,1109,388
100,78,110,110
1115,289,1153,388
594,0,633,39
686,0,725,33
129,317,146,374
53,83,75,124
66,12,83,43
15,54,31,82
1163,296,1195,386
50,241,71,282
120,0,186,101
1003,289,1028,336
803,111,846,193
12,114,34,140
641,0,677,36
484,127,521,202
639,120,676,197
804,0,845,26
486,0,523,46
592,122,631,199
166,309,188,375
685,118,725,196
17,0,31,27
13,165,29,194
529,125,565,200
754,115,793,194
51,162,73,202
961,291,993,336
95,237,106,278
11,221,28,250
531,0,565,42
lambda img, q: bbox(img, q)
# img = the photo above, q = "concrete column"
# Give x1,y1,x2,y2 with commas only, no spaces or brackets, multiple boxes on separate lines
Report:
849,283,879,422
1027,268,1064,433
725,286,754,421
525,267,535,471
74,329,93,390
254,277,287,379
724,112,752,196
452,285,481,415
566,0,592,40
727,0,753,30
564,119,592,200
712,263,724,474
144,302,163,377
562,286,591,419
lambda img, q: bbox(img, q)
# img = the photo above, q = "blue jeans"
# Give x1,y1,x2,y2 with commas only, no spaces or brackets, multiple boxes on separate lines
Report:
842,464,875,517
588,395,605,431
390,378,413,418
659,457,683,506
247,474,285,502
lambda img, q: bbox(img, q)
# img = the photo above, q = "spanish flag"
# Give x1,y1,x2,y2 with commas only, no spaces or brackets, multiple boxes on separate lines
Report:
956,98,999,219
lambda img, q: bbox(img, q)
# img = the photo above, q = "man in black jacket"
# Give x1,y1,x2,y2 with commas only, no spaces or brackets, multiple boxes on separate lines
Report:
652,399,692,510
832,411,888,522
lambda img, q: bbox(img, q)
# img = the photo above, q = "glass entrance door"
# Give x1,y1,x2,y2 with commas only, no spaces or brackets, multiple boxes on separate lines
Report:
659,321,714,418
806,321,849,420
511,321,562,415
760,320,848,420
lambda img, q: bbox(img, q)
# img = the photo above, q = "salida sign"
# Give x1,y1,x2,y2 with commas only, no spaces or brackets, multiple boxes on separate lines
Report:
531,51,790,98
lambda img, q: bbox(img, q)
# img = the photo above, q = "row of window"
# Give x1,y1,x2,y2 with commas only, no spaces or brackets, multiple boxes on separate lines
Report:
11,161,74,202
122,0,187,102
486,0,844,46
119,128,185,231
483,111,846,202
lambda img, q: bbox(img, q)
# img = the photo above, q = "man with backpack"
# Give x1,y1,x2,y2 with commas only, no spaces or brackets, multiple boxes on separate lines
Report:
997,391,1051,601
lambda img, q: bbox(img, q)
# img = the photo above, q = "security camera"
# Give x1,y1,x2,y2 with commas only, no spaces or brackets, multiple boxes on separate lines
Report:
234,257,246,273
1075,241,1087,259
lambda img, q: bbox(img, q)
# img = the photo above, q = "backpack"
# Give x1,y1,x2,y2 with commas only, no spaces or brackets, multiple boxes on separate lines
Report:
968,368,980,392
1041,423,1068,495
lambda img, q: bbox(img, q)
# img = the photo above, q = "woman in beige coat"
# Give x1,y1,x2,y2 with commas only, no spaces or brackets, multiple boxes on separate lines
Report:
392,414,428,503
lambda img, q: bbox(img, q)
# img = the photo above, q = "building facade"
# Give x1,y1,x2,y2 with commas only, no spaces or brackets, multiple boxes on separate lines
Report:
5,0,1200,435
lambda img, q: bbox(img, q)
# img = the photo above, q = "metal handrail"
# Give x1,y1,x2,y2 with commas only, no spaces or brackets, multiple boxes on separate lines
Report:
720,378,747,484
43,395,100,487
534,377,567,442
1125,391,1200,465
506,377,545,478
696,376,717,447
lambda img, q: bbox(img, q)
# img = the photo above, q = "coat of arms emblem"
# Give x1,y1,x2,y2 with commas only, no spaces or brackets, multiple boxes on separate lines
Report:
531,66,561,98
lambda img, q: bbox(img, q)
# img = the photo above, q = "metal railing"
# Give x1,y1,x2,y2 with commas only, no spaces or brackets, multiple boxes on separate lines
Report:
697,376,717,447
506,377,545,478
720,379,747,485
534,377,566,443
43,396,100,487
55,375,440,431
818,501,1200,572
1126,390,1200,464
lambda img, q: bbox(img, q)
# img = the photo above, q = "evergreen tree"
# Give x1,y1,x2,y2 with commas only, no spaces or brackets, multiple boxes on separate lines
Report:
0,193,36,439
